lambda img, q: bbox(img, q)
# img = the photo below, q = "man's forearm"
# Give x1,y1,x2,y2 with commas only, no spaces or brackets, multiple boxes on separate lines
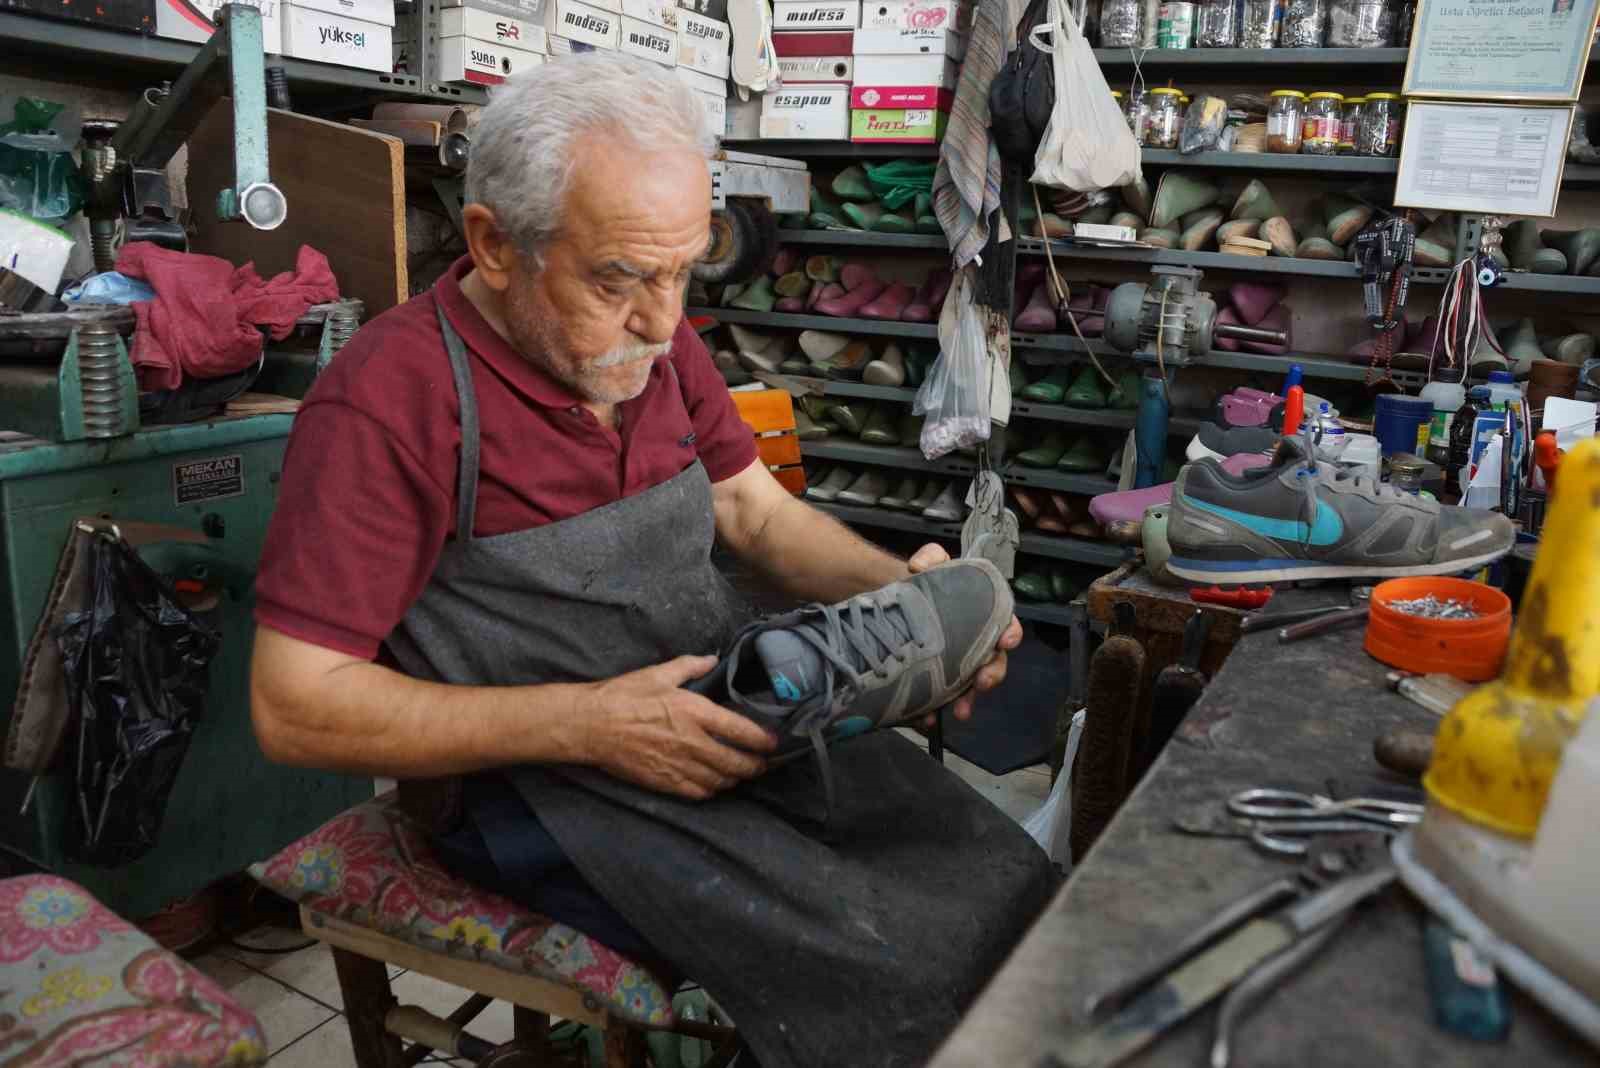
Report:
743,494,910,602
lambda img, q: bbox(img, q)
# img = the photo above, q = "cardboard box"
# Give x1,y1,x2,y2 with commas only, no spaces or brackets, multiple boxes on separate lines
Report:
442,0,547,25
619,14,676,63
548,32,607,52
155,0,278,44
850,105,947,143
692,89,726,134
780,55,852,82
441,5,548,50
14,0,153,32
725,93,763,139
772,29,852,54
677,10,730,78
544,0,619,47
772,0,858,30
852,51,957,88
851,84,951,109
676,0,725,18
760,85,850,140
437,34,546,82
861,0,967,31
852,25,964,57
282,3,392,71
673,65,725,95
620,0,676,26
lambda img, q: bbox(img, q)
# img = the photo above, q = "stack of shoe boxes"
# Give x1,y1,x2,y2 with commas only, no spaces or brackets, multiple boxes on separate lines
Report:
155,0,281,45
851,0,968,143
618,0,678,67
392,0,547,84
676,0,731,134
546,0,620,54
759,0,858,138
280,0,396,72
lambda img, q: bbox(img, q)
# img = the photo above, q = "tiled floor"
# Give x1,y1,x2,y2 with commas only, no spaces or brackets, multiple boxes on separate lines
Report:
208,750,1052,1065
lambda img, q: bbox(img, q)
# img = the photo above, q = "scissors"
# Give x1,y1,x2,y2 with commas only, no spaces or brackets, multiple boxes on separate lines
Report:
1228,788,1423,827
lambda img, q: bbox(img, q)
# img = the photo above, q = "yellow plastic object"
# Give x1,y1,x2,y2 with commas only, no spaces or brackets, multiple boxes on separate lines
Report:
1424,439,1600,836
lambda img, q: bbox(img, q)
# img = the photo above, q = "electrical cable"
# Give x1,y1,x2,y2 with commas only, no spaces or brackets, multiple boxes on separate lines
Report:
1031,184,1118,390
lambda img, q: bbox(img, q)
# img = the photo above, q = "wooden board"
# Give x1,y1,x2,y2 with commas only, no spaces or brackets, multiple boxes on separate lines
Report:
186,104,407,317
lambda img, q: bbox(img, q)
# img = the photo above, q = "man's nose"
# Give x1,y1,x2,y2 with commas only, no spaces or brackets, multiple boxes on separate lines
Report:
628,284,683,344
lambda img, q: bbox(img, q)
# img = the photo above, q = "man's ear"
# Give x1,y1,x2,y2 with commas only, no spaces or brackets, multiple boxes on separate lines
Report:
464,204,515,293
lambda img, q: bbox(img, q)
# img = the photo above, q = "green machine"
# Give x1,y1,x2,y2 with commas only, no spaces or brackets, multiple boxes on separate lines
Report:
0,304,368,919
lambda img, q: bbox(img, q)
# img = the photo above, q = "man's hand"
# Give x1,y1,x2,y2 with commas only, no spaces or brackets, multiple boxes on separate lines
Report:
907,543,1024,725
578,656,778,801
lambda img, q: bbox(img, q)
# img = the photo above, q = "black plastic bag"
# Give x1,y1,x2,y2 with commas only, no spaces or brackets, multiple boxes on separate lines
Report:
54,529,220,866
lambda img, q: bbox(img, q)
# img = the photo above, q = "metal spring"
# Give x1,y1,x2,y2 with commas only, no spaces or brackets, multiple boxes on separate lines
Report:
327,305,360,353
77,323,129,439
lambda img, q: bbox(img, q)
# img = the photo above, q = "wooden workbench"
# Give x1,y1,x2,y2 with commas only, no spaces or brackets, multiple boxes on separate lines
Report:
931,585,1594,1068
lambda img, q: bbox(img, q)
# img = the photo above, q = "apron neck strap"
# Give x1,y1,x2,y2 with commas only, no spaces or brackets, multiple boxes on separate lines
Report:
435,301,481,541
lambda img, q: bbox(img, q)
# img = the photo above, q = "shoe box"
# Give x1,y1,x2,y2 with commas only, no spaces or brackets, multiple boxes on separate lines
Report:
281,0,394,72
852,84,951,109
621,0,677,24
861,0,969,31
772,0,860,30
544,0,620,47
759,84,850,140
850,104,947,143
441,0,546,22
155,0,280,44
676,0,725,17
725,92,763,139
678,9,731,77
619,14,678,63
852,26,962,94
433,5,548,83
773,30,852,83
673,66,727,134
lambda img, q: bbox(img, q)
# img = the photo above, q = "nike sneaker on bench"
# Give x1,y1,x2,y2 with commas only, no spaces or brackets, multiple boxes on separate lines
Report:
1165,438,1514,585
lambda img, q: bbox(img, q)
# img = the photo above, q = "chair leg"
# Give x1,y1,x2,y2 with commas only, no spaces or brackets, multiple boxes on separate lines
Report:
602,1022,648,1068
513,1006,552,1066
331,947,403,1068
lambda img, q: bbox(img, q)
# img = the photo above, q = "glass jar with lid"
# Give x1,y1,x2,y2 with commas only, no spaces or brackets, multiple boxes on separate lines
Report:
1145,87,1185,149
1126,88,1151,144
1359,92,1403,156
1195,0,1240,45
1241,0,1282,45
1302,92,1344,155
1281,0,1327,45
1339,96,1365,154
1100,0,1145,46
1267,89,1307,153
1329,0,1394,45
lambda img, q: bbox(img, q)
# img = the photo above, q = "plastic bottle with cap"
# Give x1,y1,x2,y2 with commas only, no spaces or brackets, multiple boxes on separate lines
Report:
1485,369,1521,411
1314,401,1347,459
1420,363,1466,464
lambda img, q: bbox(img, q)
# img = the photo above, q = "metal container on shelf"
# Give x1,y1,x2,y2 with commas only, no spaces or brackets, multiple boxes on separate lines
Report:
1195,0,1240,45
1100,0,1147,46
1329,0,1395,45
1359,92,1404,156
1266,89,1307,153
1280,0,1327,45
1157,0,1197,46
1303,91,1344,155
1241,0,1282,46
1145,87,1185,149
1339,95,1366,154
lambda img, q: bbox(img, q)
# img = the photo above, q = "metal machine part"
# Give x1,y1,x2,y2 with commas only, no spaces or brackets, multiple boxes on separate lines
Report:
76,322,135,439
1104,266,1287,367
695,151,810,283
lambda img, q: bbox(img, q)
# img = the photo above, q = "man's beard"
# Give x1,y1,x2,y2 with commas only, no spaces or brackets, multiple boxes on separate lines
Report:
506,293,670,404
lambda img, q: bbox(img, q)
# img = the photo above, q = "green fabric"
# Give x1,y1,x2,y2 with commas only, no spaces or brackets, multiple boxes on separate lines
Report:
864,160,936,210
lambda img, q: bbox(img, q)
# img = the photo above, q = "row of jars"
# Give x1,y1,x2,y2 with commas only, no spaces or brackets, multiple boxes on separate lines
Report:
1099,0,1410,49
1115,87,1402,157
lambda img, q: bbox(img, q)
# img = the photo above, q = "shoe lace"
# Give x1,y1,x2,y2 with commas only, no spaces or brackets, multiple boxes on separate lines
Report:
1291,419,1400,550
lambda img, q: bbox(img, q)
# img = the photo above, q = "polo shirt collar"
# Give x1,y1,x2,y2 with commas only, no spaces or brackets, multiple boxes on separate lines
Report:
434,255,587,410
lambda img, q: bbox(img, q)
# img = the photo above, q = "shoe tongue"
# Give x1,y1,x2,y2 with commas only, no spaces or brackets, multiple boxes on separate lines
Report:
1271,435,1312,467
754,629,826,705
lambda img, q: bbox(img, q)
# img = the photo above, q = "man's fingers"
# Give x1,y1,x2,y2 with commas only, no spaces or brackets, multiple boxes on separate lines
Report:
951,690,976,721
652,654,720,687
973,651,1008,693
691,734,768,780
998,617,1024,650
907,543,950,573
690,700,781,753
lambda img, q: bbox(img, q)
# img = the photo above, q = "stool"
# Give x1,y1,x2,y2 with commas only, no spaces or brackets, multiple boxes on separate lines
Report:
0,874,268,1065
251,792,738,1067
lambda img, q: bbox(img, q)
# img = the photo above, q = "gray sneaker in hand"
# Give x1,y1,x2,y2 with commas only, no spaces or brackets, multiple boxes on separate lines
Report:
689,559,1014,784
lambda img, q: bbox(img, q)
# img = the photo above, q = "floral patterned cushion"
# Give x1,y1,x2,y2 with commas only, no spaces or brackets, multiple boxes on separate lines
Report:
248,792,673,1026
0,875,267,1067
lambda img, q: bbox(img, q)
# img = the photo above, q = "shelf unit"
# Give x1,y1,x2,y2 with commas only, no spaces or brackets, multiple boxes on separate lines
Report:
811,502,1129,571
688,307,940,340
724,140,938,158
776,230,951,249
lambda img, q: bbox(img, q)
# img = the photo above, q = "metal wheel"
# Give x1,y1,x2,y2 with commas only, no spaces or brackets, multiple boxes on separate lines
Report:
692,199,779,284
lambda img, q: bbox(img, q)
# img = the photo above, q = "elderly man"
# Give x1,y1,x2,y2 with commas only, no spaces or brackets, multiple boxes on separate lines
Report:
251,53,1051,1067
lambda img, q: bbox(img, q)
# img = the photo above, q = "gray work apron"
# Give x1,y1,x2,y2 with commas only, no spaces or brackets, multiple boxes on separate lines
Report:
386,304,1054,1068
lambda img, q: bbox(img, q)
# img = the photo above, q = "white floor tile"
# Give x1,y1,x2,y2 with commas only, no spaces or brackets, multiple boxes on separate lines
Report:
388,970,517,1045
192,953,338,1054
267,1017,363,1067
894,728,1054,824
221,927,406,1012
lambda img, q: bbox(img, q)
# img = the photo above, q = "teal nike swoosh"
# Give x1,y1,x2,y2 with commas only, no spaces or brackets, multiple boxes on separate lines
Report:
1186,495,1344,547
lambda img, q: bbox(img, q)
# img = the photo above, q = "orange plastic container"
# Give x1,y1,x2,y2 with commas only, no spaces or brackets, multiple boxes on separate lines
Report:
1364,577,1512,682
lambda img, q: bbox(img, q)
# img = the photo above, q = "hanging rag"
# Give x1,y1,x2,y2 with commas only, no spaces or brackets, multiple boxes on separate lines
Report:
114,242,339,391
932,0,1028,269
863,160,935,209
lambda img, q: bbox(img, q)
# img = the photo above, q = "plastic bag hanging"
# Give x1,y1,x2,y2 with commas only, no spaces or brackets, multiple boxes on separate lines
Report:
55,525,220,867
915,266,992,458
1029,0,1142,192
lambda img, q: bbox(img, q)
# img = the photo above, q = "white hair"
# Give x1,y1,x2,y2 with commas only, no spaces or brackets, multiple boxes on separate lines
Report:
466,52,718,257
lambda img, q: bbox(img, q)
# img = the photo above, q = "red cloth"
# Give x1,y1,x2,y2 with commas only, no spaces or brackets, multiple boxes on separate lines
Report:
253,256,759,660
115,242,339,391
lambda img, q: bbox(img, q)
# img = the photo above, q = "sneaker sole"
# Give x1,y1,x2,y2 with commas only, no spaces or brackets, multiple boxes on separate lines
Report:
1165,546,1510,586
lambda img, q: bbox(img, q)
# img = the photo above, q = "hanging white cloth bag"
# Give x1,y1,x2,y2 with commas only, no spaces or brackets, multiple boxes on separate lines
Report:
1030,0,1141,192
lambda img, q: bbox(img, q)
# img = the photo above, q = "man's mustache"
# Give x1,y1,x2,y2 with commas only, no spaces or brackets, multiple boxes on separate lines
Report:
593,341,672,368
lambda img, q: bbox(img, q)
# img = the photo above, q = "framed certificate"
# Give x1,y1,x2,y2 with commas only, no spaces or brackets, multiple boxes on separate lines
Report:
1403,0,1600,101
1395,101,1574,217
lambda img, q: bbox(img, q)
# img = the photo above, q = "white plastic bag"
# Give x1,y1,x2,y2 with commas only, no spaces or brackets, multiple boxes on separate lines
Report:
1022,708,1086,869
1030,0,1141,192
915,266,993,458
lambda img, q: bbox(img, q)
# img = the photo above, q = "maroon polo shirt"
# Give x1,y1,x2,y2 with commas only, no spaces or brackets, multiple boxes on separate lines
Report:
254,256,758,660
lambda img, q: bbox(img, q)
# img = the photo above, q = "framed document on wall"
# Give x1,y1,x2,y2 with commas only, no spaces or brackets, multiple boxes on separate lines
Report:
1403,0,1600,101
1395,101,1574,216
